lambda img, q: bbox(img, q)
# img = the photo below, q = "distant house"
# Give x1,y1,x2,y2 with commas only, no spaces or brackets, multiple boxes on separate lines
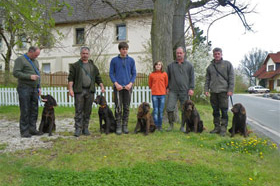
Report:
0,0,154,74
254,52,280,91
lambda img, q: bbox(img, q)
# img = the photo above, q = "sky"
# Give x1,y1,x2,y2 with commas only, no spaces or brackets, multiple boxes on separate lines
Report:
199,0,280,68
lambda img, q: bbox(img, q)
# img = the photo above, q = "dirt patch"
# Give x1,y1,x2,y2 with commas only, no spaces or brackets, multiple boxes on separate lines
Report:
0,118,75,153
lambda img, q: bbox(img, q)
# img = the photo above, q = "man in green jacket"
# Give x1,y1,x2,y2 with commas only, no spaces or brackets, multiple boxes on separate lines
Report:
68,46,105,137
166,47,195,132
13,46,42,138
204,47,235,136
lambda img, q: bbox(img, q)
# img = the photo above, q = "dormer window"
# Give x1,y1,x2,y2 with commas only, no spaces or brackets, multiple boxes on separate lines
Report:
267,65,274,72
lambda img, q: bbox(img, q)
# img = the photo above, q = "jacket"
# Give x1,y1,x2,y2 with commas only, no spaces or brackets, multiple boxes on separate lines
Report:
68,59,102,93
204,59,234,93
109,54,137,86
167,60,195,91
13,54,40,88
149,71,168,95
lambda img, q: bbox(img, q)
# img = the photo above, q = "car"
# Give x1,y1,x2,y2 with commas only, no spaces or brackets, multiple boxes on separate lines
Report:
248,86,270,94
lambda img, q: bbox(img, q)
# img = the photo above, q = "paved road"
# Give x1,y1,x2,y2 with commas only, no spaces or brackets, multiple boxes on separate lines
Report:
231,94,280,144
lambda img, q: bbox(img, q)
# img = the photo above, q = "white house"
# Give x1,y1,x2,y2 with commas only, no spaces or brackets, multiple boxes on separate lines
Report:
0,0,154,74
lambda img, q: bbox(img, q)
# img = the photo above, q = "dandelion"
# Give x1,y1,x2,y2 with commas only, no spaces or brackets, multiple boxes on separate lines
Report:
104,156,107,158
221,148,224,150
249,178,253,181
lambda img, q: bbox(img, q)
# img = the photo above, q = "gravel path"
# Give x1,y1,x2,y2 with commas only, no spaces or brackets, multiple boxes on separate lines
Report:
0,118,75,153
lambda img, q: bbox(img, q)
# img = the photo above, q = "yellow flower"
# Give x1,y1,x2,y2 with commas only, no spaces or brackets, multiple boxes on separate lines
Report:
221,148,224,150
249,178,253,181
104,156,107,158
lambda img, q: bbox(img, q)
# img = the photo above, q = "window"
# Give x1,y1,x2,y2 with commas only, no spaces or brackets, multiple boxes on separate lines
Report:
116,24,126,41
268,65,274,72
75,28,85,45
18,35,27,49
277,79,280,87
42,63,51,73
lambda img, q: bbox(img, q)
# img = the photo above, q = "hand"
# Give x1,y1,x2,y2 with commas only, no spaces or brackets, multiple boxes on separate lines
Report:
227,92,233,96
205,92,209,96
38,88,42,96
124,82,133,90
188,89,194,96
69,89,74,97
166,88,169,95
100,84,105,93
115,82,123,91
31,75,39,80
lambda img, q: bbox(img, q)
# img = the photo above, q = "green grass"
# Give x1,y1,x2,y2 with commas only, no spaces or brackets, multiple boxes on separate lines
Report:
0,105,279,186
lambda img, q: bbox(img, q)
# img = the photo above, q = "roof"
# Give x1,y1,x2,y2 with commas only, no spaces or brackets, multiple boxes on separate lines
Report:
254,52,280,79
53,0,154,24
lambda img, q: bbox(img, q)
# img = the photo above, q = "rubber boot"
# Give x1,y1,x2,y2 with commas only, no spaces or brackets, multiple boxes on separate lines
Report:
122,121,129,134
180,113,186,132
116,122,122,135
167,112,174,131
74,128,81,137
220,118,228,137
210,117,221,134
82,128,91,136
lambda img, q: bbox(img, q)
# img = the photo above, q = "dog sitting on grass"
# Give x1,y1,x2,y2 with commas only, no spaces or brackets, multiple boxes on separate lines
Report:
182,100,204,133
229,103,248,137
134,102,156,135
94,95,116,134
39,95,57,136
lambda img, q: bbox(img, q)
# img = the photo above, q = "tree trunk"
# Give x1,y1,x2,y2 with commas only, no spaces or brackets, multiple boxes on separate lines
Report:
151,0,175,69
172,0,187,59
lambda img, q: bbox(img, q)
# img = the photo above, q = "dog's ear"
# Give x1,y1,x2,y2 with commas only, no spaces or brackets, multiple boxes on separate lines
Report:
240,105,246,115
51,96,57,106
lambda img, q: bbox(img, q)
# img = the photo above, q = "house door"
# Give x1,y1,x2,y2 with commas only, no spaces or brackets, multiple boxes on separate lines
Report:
269,80,274,90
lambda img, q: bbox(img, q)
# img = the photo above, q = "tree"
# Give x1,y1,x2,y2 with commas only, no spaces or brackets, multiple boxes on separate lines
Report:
0,0,70,85
239,48,268,86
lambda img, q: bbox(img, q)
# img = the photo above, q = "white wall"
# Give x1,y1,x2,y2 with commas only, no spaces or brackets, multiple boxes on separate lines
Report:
0,16,152,74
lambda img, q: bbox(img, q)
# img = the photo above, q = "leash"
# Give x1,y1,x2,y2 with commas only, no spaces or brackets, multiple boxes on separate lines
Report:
230,95,234,107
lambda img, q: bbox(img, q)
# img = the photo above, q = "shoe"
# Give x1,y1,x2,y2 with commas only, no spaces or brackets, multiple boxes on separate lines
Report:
30,130,43,136
82,128,91,136
122,125,129,134
74,128,81,137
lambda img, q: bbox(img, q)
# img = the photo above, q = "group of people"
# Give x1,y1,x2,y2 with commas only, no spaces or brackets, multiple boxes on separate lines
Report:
13,43,234,138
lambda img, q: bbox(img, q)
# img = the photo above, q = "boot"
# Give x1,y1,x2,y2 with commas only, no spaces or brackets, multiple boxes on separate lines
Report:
122,122,129,134
74,128,81,137
116,122,122,135
220,119,228,137
82,128,91,136
210,117,221,134
167,112,174,131
180,113,186,132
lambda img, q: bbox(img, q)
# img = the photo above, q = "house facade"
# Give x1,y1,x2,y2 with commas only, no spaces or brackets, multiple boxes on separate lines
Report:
0,0,154,74
254,52,280,91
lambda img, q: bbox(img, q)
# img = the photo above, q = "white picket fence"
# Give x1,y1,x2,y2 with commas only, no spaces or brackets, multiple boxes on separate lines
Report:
0,86,152,108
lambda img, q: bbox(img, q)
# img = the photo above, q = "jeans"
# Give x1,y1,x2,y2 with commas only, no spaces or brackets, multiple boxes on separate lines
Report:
74,88,94,130
17,84,39,135
152,95,166,128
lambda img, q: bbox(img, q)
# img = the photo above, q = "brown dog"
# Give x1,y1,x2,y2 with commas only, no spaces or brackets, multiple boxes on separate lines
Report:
39,95,57,136
182,100,204,133
94,95,116,134
229,103,248,137
134,102,156,135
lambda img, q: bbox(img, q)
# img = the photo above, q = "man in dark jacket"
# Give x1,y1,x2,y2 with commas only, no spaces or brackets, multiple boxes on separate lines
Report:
204,47,234,136
109,42,136,135
13,46,43,138
166,47,195,132
68,46,105,137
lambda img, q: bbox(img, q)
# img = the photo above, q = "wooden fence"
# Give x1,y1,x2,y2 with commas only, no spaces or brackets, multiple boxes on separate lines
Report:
0,86,152,108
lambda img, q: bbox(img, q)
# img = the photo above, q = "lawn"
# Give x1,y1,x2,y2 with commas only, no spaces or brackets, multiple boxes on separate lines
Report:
0,104,279,186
